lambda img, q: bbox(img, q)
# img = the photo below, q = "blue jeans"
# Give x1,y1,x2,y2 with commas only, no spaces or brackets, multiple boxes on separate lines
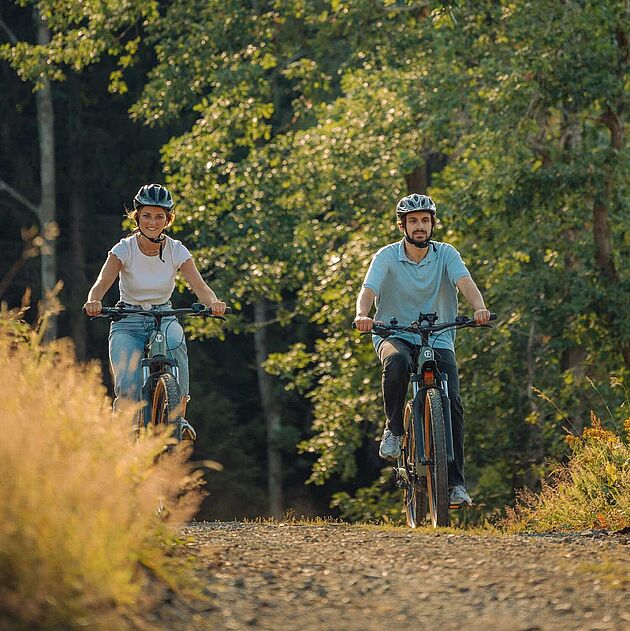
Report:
108,303,189,409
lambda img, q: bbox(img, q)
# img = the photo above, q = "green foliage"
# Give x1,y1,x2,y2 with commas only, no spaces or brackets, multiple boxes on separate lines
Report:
331,470,403,524
0,1,157,90
259,0,630,518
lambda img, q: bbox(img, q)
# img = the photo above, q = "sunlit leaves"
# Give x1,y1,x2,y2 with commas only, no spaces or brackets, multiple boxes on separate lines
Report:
1,1,158,88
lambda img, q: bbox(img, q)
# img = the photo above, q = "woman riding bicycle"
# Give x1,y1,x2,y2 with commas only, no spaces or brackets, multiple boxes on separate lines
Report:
83,183,226,440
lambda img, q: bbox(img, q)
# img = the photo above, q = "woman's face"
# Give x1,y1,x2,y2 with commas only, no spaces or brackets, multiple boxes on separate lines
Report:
138,206,169,236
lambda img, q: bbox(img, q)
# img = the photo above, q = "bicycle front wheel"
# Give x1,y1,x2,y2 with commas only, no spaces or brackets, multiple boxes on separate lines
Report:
151,373,184,438
399,401,428,528
424,388,449,527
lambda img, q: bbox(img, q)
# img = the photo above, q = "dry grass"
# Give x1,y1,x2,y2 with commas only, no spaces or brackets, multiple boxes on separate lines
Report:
0,314,204,629
504,412,630,533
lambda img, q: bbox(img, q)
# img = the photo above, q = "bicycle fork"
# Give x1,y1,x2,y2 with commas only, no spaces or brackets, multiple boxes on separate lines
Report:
140,329,180,428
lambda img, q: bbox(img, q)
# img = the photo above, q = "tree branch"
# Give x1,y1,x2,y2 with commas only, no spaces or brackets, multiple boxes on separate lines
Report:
0,16,19,45
383,3,430,14
0,178,40,219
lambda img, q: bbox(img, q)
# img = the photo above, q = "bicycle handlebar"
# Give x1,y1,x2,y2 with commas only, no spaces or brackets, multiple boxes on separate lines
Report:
352,313,497,338
87,302,232,321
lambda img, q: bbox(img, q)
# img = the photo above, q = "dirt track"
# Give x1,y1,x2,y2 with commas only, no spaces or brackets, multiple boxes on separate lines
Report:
151,521,629,631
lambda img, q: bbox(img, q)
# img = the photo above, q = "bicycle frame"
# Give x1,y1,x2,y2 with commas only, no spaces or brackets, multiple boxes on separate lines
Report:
359,310,495,526
90,303,229,428
365,311,495,469
411,341,455,467
139,314,182,428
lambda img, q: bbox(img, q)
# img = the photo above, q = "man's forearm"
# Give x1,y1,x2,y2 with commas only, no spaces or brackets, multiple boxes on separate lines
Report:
456,276,486,312
356,287,376,317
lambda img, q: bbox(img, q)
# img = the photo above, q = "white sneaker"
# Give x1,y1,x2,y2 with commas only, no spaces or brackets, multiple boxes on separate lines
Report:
179,418,197,441
379,428,402,460
449,485,473,507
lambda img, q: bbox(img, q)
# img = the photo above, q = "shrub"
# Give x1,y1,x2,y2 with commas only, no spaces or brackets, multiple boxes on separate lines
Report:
504,412,630,533
331,470,403,524
0,316,203,629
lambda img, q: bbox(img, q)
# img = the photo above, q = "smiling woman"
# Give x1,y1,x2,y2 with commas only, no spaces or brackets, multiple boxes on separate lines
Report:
83,183,228,439
128,185,176,262
135,208,170,255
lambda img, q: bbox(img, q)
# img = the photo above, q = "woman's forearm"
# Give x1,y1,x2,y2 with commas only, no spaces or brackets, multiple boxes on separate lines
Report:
86,254,121,303
193,284,219,306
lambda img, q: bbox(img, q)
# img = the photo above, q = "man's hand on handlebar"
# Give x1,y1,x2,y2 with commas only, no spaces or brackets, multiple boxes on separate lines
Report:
354,315,374,332
473,309,492,326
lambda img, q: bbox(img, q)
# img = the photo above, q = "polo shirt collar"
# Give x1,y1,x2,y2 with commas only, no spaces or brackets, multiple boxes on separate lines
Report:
397,238,438,265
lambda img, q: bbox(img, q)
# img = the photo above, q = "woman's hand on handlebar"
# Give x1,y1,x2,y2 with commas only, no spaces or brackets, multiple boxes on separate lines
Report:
83,300,102,317
354,315,374,332
208,300,227,316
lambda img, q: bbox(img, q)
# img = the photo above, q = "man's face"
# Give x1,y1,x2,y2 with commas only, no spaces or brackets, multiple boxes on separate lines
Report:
399,211,433,240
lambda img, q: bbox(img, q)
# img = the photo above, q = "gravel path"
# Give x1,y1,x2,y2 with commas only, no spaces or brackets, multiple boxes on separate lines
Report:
151,521,629,631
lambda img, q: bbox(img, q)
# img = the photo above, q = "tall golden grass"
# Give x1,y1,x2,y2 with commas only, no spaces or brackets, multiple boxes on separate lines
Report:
505,412,630,533
0,314,204,629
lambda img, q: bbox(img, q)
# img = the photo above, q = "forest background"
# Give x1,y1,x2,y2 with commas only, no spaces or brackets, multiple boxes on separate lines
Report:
1,0,628,524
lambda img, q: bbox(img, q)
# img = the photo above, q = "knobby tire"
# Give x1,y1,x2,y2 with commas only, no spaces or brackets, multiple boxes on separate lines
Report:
399,401,428,528
425,388,449,527
151,373,185,441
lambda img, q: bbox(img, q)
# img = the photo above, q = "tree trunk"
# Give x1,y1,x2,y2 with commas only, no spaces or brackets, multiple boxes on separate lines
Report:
593,109,621,282
405,163,428,194
35,11,57,341
68,76,87,359
596,107,629,369
253,299,284,518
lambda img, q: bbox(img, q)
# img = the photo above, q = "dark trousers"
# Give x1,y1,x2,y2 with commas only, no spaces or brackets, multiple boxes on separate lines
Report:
377,337,465,487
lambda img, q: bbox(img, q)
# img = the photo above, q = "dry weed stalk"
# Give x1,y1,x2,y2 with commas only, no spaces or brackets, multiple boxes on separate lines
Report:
0,317,204,629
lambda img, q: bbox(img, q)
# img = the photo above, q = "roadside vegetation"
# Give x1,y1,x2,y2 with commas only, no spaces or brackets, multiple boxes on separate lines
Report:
505,412,630,533
0,307,204,630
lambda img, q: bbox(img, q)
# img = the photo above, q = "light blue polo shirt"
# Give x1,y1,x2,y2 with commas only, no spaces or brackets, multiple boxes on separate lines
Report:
362,239,471,352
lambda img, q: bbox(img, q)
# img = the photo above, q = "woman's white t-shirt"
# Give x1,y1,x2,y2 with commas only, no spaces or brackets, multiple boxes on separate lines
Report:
110,235,192,308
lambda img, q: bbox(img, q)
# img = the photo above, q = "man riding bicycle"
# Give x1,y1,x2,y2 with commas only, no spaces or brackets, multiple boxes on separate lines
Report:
354,193,491,507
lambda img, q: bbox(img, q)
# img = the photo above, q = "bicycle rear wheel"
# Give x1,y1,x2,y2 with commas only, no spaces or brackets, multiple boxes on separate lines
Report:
398,401,428,528
424,388,449,527
151,373,184,440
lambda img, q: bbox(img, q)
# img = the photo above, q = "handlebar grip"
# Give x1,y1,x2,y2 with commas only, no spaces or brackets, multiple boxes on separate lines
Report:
351,322,356,329
192,302,232,315
489,313,497,321
210,306,232,315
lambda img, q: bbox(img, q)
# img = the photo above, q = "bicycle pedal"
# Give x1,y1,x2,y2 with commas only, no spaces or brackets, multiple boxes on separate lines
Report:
392,467,409,488
449,502,473,510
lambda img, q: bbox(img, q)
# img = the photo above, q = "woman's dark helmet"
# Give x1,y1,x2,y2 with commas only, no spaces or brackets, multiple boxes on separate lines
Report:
133,183,174,210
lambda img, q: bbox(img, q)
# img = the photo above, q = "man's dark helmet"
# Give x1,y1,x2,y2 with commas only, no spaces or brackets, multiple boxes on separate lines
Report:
133,183,174,210
396,193,436,217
